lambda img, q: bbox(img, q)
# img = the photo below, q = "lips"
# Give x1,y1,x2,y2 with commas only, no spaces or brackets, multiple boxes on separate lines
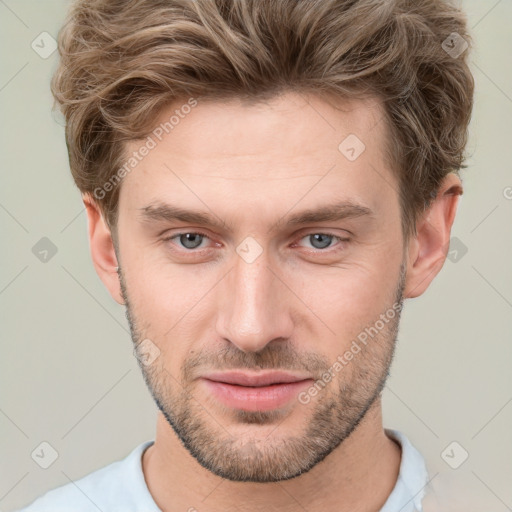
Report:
200,371,314,411
201,370,311,387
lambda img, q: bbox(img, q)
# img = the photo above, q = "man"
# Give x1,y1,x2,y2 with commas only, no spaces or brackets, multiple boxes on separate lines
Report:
18,0,474,510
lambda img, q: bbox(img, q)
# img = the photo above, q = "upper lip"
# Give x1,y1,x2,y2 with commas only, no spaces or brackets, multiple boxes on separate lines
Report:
202,371,312,387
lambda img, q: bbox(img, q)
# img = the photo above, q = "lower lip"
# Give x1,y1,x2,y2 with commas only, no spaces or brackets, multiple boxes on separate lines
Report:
201,378,313,411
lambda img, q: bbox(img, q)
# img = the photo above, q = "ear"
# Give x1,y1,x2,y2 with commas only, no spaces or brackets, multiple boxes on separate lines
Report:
83,194,124,305
403,173,463,299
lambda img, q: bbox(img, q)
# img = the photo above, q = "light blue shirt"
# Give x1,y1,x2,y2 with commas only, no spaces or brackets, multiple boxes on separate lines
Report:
16,428,429,511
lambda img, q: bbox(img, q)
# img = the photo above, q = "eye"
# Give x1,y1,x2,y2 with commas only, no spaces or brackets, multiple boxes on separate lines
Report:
296,233,347,251
162,231,348,254
164,232,210,250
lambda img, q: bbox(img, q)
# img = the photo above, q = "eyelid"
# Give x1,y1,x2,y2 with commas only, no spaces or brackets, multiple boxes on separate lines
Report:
294,226,353,239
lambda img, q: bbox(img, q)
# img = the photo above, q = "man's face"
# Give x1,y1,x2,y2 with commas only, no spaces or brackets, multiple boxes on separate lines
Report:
116,92,407,482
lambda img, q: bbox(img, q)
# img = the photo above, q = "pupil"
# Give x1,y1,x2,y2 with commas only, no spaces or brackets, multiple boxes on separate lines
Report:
312,234,331,249
181,233,202,249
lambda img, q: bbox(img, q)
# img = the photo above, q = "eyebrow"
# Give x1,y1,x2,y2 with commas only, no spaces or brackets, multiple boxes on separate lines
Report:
138,200,375,233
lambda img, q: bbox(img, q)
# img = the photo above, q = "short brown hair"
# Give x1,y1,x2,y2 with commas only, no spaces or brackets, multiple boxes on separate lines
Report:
51,0,474,242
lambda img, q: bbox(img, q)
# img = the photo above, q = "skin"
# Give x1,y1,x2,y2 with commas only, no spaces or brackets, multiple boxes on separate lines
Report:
84,92,462,511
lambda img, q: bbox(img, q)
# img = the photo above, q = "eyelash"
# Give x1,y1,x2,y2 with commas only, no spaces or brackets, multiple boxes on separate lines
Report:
161,231,349,254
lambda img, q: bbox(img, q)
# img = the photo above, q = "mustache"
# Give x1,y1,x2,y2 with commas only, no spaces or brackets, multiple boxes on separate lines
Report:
181,343,330,381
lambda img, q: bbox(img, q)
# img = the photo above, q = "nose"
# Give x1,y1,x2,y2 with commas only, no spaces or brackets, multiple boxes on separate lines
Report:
215,247,294,353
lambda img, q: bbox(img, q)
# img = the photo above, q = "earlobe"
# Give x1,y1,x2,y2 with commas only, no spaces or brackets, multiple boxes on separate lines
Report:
83,194,124,305
403,173,463,299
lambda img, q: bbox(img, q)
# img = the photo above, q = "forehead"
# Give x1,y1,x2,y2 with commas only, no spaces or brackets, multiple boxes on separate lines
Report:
119,92,397,226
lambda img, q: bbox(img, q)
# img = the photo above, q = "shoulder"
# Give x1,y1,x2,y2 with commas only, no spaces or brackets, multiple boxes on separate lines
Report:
15,441,156,512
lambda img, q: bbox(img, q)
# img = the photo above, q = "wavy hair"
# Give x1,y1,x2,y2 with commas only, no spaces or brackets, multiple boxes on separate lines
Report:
51,0,475,241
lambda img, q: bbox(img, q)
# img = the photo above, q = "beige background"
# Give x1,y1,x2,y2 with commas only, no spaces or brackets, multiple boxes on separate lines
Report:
1,1,511,510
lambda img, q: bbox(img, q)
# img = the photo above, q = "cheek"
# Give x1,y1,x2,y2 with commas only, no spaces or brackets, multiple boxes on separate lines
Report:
296,256,401,346
124,260,215,354
122,238,203,317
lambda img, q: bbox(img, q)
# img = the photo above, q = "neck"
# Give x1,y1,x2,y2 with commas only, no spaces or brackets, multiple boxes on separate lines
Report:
142,397,401,512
